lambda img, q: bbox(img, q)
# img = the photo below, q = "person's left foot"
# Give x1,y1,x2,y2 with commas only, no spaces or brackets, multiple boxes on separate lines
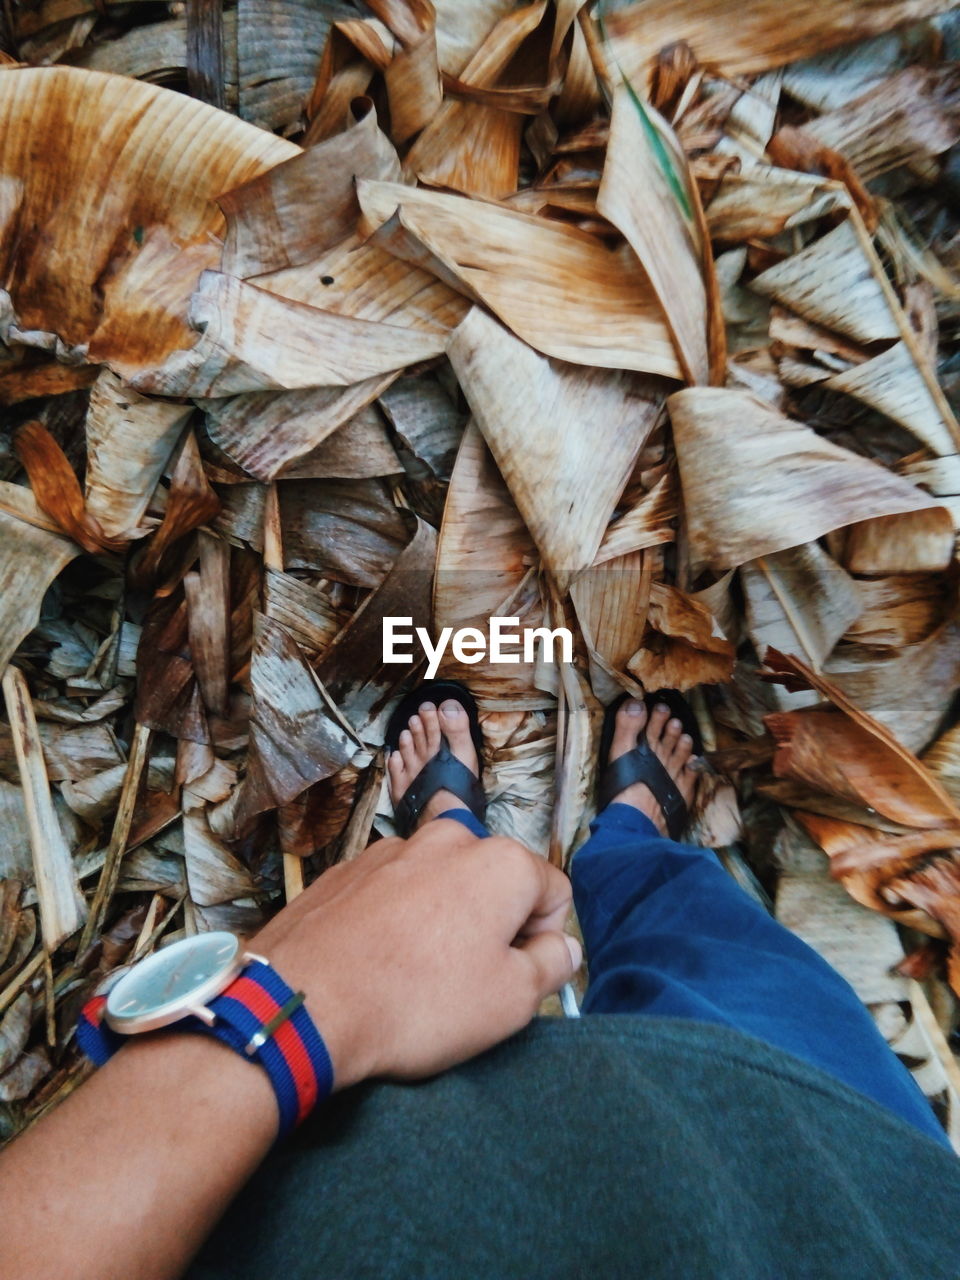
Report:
387,700,481,830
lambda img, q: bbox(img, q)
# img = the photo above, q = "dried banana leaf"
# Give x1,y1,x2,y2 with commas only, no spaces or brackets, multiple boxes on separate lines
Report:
597,83,713,384
0,506,79,674
741,543,862,672
824,624,960,753
0,67,296,382
826,341,957,457
66,13,239,109
228,613,359,834
238,0,355,132
316,517,437,737
751,220,899,344
357,180,682,378
131,271,447,397
433,0,521,74
434,423,549,708
802,66,960,182
668,387,950,572
571,551,651,688
593,0,955,90
84,369,192,539
203,377,397,481
276,406,403,479
219,105,400,279
627,582,735,691
405,2,548,198
448,307,666,582
279,478,411,588
705,168,846,242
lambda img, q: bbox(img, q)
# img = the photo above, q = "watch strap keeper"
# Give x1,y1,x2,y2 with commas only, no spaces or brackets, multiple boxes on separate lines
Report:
77,957,334,1138
202,959,333,1137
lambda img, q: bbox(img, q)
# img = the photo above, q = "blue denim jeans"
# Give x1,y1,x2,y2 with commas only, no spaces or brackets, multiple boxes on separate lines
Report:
442,803,949,1149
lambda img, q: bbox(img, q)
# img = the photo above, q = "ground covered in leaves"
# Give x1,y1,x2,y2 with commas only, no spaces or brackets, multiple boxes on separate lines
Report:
2,0,960,1144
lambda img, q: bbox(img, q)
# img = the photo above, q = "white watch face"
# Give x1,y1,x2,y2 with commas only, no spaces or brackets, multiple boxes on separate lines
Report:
105,932,242,1034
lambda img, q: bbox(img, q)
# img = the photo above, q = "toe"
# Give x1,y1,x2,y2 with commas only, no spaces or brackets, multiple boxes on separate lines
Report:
611,698,647,760
439,699,479,773
398,727,420,774
662,717,683,754
646,702,671,746
408,713,428,758
387,748,406,782
670,732,694,773
419,702,442,755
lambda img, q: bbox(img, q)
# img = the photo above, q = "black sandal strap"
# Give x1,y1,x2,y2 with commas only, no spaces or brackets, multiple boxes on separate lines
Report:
393,742,487,838
597,742,689,840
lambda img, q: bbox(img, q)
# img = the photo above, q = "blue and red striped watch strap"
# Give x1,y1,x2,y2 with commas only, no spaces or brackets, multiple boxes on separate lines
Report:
204,960,333,1136
77,958,334,1139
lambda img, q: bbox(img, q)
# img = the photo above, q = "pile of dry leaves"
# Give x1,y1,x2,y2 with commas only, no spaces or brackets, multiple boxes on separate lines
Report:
2,0,960,1139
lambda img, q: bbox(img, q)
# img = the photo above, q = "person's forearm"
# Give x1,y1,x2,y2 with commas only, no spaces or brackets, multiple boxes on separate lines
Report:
0,1032,277,1280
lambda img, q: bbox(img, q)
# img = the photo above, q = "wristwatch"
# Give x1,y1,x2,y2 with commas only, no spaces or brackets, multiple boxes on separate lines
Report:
77,931,333,1138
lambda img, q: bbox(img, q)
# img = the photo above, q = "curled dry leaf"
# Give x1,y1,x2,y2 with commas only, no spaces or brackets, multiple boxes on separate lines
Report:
404,2,549,199
228,613,359,835
593,0,955,91
14,422,126,555
130,271,447,397
741,543,862,673
627,582,735,692
219,103,401,279
767,707,960,830
0,66,295,384
668,387,951,573
802,65,960,183
448,307,666,584
433,424,548,708
597,82,714,385
84,370,193,541
357,179,682,378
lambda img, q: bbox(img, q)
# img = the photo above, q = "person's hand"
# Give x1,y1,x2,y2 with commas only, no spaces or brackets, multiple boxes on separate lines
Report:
251,819,581,1090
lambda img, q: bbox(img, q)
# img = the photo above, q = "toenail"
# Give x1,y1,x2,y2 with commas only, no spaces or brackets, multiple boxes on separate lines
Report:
626,699,644,717
656,703,669,714
400,730,411,743
441,700,463,718
420,701,435,712
669,719,681,731
680,734,692,746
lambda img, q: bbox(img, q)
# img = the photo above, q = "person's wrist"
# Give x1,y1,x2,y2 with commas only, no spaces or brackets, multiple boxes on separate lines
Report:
259,939,373,1092
110,1030,279,1144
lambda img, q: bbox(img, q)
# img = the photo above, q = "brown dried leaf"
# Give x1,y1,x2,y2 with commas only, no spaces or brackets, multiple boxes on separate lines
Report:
136,430,220,582
594,0,955,90
219,103,400,279
229,613,358,833
804,65,960,183
84,370,192,540
448,307,666,583
14,422,122,555
668,387,950,572
741,544,862,672
357,179,682,378
597,84,713,385
433,424,548,708
405,2,547,198
0,66,295,383
131,271,447,397
628,582,735,692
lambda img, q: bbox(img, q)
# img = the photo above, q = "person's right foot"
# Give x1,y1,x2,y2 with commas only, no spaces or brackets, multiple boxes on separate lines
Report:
606,699,700,835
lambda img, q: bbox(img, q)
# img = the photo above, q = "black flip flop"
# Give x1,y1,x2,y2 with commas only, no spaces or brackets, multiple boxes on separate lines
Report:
597,689,702,840
385,680,486,838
